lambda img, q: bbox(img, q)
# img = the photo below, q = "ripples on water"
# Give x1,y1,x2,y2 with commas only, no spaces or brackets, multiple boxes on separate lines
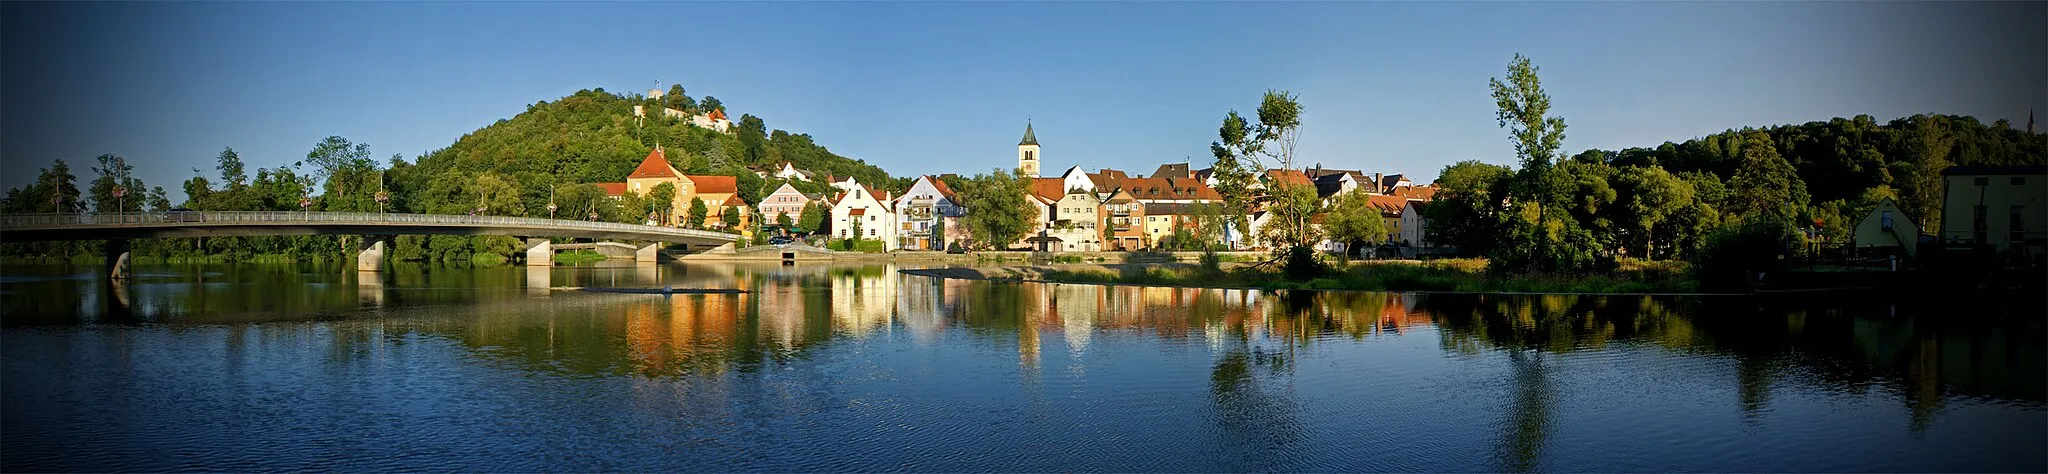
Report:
2,262,2043,472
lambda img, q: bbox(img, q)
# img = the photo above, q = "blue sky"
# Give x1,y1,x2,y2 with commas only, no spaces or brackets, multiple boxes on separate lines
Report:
4,2,2042,202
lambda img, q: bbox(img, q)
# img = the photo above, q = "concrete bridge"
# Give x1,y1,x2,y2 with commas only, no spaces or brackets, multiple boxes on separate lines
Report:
0,211,738,278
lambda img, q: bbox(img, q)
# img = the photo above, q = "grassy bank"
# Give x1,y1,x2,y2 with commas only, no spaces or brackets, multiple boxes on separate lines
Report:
554,250,607,266
945,258,1698,294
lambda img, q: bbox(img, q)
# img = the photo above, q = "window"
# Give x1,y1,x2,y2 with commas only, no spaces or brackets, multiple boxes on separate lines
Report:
2012,205,2026,243
2014,177,2027,186
1880,211,1893,231
1974,204,1989,245
868,229,877,237
1974,177,1990,186
1024,151,1034,161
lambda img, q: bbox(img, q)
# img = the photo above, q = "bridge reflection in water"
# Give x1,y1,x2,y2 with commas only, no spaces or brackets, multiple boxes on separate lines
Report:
0,262,2041,471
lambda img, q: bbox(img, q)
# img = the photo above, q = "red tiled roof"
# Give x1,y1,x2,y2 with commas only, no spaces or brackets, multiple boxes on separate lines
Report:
1367,194,1409,216
849,208,866,216
1031,178,1067,202
721,194,747,207
1113,177,1222,201
1265,169,1312,188
629,147,681,179
596,182,628,196
684,175,737,194
926,175,958,200
1385,185,1437,201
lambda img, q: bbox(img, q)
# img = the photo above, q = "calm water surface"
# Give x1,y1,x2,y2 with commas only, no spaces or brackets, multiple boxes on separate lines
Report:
2,262,2043,472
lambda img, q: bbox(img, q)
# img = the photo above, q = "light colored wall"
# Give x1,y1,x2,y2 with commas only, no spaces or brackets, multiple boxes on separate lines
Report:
1854,199,1918,255
1048,193,1105,251
1942,172,2046,250
831,189,898,250
1018,144,1041,177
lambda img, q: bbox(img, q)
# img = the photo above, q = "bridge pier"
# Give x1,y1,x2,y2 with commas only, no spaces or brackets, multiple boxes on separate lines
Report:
105,239,131,280
524,238,553,267
526,265,553,297
356,239,388,272
637,243,662,263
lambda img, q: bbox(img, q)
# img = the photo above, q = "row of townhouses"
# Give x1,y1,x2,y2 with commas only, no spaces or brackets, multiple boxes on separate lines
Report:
593,123,1446,254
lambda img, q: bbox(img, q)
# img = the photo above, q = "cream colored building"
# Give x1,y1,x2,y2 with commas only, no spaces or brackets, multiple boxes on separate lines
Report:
1940,165,2046,253
1046,191,1106,251
1854,199,1919,257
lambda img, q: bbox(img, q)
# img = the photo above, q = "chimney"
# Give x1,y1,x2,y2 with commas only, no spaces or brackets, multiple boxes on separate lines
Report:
1373,173,1383,190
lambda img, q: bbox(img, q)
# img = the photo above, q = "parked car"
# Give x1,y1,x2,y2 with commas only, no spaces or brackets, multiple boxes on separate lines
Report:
162,207,205,223
768,235,795,246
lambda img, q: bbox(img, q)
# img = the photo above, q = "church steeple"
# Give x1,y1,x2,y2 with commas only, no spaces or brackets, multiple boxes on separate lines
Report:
1017,120,1041,177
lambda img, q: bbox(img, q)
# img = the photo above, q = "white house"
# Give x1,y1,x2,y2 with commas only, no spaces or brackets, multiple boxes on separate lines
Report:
892,175,964,251
1400,200,1429,249
773,162,815,182
1058,165,1096,193
831,182,897,250
829,176,861,193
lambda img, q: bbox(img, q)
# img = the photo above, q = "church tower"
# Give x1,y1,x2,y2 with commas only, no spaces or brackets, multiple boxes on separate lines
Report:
1017,121,1041,177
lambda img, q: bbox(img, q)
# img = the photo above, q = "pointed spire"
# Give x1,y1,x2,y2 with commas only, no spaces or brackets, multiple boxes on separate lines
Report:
1019,120,1038,146
2029,108,2036,134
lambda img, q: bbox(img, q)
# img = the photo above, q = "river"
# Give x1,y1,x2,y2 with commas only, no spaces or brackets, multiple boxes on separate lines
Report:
2,262,2042,472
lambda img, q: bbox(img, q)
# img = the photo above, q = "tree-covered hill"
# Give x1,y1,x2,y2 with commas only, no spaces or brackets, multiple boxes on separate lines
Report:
396,87,895,217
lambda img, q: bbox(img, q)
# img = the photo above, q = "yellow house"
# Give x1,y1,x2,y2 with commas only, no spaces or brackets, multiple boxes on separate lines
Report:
1940,165,2046,253
1853,199,1919,257
598,146,745,228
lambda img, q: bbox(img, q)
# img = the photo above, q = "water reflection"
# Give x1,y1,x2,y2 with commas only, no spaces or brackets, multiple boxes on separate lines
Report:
2,262,2042,471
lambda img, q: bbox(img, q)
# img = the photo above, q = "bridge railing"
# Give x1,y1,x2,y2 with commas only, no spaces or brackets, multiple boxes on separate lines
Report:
0,211,735,240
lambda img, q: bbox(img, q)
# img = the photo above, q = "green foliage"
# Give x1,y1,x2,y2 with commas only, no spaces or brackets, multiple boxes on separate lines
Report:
956,168,1037,249
1325,190,1390,251
1198,250,1224,276
798,202,825,235
648,182,677,223
1210,90,1307,248
720,205,740,230
1282,244,1327,280
1724,130,1809,222
1425,160,1514,255
1490,54,1568,174
832,238,885,253
1691,217,1796,291
394,88,891,222
686,197,708,229
88,154,147,214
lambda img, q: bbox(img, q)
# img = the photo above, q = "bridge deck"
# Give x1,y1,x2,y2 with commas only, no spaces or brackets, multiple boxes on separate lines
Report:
0,211,737,246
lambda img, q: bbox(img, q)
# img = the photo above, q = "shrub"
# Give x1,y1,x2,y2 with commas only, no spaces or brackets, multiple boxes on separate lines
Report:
1691,217,1794,291
1282,245,1326,280
1198,250,1223,276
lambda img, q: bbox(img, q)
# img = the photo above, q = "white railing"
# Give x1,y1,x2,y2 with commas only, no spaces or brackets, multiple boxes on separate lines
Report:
0,211,733,240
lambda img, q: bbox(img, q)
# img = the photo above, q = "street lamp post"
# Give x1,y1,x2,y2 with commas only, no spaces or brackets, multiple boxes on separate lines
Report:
548,185,557,220
114,186,127,222
375,170,388,214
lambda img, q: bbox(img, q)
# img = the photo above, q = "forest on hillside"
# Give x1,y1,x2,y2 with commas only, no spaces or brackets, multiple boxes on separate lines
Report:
0,86,902,263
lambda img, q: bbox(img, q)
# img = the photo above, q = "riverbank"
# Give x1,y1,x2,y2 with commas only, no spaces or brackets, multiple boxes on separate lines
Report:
902,258,1703,294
